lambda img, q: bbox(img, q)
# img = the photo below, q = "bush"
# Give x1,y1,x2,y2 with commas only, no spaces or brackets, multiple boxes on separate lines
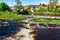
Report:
15,10,21,14
22,9,29,15
33,12,43,15
22,9,32,15
57,8,60,13
47,3,56,12
55,13,60,16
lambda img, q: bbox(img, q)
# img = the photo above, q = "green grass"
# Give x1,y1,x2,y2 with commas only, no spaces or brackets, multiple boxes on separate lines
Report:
32,18,60,24
0,12,26,20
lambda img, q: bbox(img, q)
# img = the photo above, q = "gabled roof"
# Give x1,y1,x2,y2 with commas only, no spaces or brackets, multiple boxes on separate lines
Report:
23,6,31,9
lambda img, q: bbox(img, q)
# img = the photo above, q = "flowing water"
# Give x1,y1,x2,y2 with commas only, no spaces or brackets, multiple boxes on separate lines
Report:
0,20,60,40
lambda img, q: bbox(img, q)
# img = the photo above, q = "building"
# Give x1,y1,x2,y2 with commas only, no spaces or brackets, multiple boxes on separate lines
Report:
10,6,17,11
23,6,31,9
35,5,40,10
10,4,47,12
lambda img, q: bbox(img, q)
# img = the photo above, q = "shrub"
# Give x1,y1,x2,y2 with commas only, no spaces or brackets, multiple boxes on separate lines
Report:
33,12,43,15
15,10,21,14
22,9,32,15
57,8,60,13
47,3,57,12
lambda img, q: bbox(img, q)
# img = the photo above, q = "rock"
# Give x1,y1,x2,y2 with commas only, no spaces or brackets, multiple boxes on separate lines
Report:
3,21,8,24
4,37,20,40
16,34,24,37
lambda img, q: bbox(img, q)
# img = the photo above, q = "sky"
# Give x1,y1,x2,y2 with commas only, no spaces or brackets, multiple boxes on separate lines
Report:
0,0,60,6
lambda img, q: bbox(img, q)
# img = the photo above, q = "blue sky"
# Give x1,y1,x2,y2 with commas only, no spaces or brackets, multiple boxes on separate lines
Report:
0,0,60,6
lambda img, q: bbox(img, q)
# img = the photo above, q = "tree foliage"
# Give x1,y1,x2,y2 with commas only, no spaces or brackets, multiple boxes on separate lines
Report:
57,8,60,13
22,9,32,15
15,0,23,10
50,0,58,4
0,2,9,11
47,3,56,12
48,0,58,12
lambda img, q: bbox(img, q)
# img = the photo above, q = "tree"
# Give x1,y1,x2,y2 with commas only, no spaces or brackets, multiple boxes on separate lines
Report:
47,3,54,12
57,8,60,13
47,0,58,12
15,0,23,10
50,0,58,4
0,2,9,11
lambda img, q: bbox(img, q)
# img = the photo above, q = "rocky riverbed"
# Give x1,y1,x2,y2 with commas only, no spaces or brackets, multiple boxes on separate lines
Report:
1,28,33,40
0,20,60,40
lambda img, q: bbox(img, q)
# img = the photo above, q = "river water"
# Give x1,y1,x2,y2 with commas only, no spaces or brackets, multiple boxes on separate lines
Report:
0,20,60,40
36,28,60,40
0,23,17,36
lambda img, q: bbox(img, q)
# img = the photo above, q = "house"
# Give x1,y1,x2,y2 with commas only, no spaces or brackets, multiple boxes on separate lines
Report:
29,4,47,10
10,6,17,11
23,4,47,13
35,5,40,10
56,5,60,8
23,6,31,9
23,5,35,12
10,4,47,12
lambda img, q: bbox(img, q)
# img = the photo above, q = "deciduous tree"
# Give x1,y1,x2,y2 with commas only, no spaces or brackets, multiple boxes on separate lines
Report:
15,0,23,10
0,2,9,11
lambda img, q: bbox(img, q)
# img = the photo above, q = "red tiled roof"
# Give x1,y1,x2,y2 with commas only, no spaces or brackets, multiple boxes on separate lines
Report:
23,6,31,9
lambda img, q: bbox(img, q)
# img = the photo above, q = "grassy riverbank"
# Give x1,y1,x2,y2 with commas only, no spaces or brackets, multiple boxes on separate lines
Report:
32,18,60,24
0,12,26,20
